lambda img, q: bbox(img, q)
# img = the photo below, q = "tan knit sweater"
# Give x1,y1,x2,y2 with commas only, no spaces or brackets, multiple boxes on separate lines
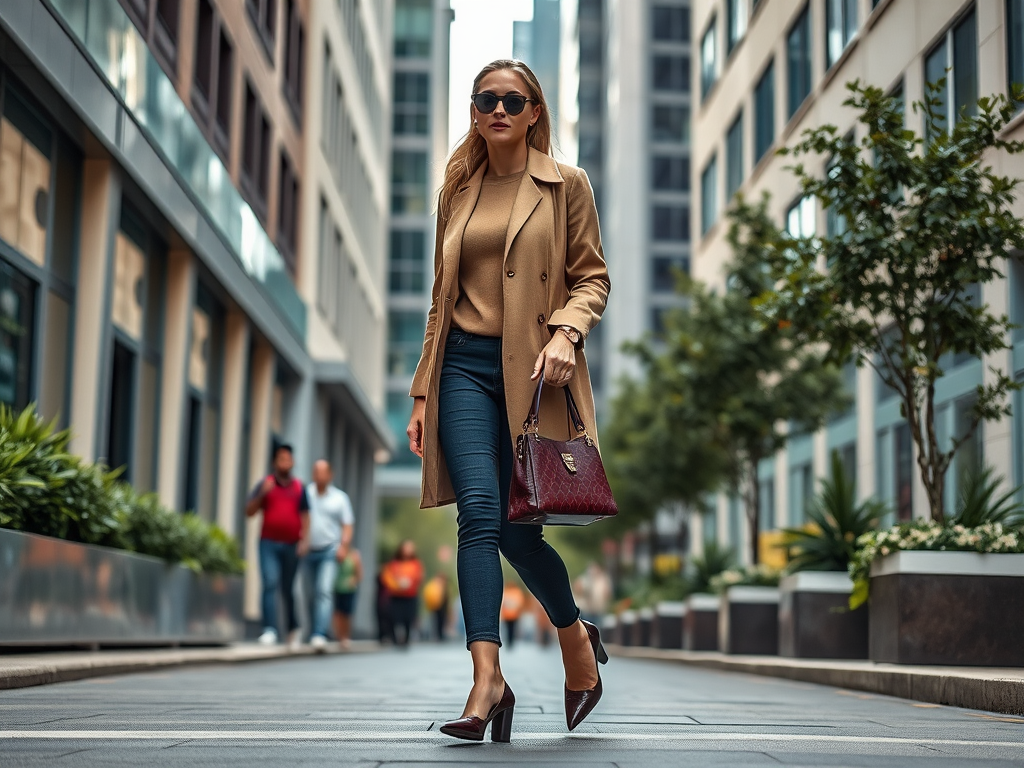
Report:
452,170,524,337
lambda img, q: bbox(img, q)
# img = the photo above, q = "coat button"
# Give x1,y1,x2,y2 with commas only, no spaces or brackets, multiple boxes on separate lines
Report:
507,270,515,278
537,314,545,324
541,272,548,281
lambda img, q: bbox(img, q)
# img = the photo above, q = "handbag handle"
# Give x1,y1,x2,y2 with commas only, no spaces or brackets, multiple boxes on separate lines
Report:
523,374,588,436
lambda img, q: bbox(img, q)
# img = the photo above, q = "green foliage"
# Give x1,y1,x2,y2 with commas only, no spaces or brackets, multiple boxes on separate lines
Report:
952,466,1024,528
620,571,692,609
0,405,243,574
709,564,782,594
849,519,1024,609
688,540,736,593
781,452,886,573
759,81,1024,522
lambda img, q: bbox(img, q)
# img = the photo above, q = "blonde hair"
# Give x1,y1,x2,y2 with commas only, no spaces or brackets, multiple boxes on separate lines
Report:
437,60,552,222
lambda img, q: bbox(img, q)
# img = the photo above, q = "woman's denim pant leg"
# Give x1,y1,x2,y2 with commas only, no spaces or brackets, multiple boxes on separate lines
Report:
437,329,580,648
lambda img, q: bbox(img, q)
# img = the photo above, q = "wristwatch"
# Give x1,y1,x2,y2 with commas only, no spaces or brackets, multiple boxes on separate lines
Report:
557,325,581,345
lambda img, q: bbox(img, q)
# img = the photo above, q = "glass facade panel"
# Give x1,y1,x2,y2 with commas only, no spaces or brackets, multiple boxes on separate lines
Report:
389,229,425,293
39,292,70,423
652,105,690,144
1008,0,1024,100
653,55,690,92
386,390,418,466
953,9,978,120
787,6,812,119
0,107,52,267
135,357,159,492
727,0,747,55
786,196,815,238
652,6,690,42
388,310,426,376
651,256,689,293
653,206,689,241
0,260,34,409
754,60,775,162
700,18,717,99
391,150,428,213
826,0,857,69
112,232,146,340
895,423,913,520
393,71,430,134
726,111,744,199
701,155,717,235
652,155,689,191
395,0,432,57
758,477,775,531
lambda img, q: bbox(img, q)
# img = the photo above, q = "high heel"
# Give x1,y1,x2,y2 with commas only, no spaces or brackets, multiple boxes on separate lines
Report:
440,683,516,743
564,619,607,731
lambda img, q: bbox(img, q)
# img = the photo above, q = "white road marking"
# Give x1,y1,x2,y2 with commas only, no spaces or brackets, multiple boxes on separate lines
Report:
0,731,1019,749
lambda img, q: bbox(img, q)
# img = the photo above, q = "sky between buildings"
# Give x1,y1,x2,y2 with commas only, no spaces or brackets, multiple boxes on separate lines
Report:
447,0,534,151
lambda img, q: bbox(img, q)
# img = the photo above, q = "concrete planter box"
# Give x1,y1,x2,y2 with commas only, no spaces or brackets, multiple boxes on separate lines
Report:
637,607,655,647
652,601,685,649
619,610,637,646
779,572,867,659
684,593,719,651
720,586,780,655
0,528,244,646
869,551,1024,666
601,614,617,645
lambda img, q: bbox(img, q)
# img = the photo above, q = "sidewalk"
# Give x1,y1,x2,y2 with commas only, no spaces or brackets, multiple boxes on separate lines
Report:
608,644,1024,716
0,642,378,691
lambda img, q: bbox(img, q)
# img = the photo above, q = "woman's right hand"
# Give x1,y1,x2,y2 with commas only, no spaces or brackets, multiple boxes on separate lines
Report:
407,397,426,458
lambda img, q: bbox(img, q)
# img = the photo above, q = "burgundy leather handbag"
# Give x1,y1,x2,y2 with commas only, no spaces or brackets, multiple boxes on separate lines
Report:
507,377,619,526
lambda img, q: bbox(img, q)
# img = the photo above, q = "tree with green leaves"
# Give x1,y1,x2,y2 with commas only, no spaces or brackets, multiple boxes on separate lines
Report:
611,200,845,564
758,81,1024,523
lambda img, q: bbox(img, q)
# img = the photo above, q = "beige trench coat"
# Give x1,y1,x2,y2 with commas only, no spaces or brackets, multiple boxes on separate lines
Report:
410,148,611,509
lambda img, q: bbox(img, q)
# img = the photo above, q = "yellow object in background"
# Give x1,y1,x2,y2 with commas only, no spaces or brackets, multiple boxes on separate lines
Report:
653,553,682,577
759,530,790,570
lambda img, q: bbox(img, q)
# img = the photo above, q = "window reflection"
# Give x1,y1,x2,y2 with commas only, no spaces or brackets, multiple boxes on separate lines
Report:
0,117,51,267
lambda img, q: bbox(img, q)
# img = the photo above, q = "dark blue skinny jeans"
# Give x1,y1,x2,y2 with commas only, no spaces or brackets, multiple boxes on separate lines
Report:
438,328,580,648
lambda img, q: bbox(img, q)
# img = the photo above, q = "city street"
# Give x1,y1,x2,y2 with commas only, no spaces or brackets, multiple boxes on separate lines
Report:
1,642,1023,767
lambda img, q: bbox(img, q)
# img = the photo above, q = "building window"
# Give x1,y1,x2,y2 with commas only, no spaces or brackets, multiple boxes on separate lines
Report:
242,80,271,215
701,154,718,235
726,111,744,199
389,229,425,293
0,261,35,410
246,0,278,58
652,155,689,191
1008,0,1024,103
120,0,180,70
277,151,298,270
786,195,815,238
652,256,689,293
391,151,428,214
192,0,233,154
826,0,858,70
652,105,690,144
652,5,690,42
895,423,913,521
727,0,748,55
653,55,691,92
700,17,718,100
395,0,433,57
283,0,305,123
386,391,419,466
394,72,430,134
388,310,426,376
924,7,978,138
652,205,690,242
758,476,775,531
754,59,775,163
789,462,813,524
0,105,51,269
787,5,812,119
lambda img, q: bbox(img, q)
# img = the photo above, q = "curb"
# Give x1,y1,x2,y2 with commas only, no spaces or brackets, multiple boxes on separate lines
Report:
0,642,379,691
607,645,1024,716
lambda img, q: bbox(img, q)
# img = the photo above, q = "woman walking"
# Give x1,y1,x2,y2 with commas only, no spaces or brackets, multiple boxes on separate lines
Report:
406,59,611,743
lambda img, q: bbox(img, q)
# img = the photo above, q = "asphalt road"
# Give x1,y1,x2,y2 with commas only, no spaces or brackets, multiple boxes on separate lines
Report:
1,641,1023,767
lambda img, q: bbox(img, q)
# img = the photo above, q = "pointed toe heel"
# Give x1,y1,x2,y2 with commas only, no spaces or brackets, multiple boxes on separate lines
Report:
440,683,516,743
490,706,513,743
564,620,608,731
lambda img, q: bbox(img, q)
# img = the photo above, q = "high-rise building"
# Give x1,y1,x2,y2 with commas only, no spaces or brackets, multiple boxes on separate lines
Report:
692,0,1024,561
596,0,693,399
377,0,453,498
0,0,393,634
513,0,563,148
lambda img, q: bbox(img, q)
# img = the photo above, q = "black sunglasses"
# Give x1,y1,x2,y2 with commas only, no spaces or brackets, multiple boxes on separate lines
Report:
471,92,535,116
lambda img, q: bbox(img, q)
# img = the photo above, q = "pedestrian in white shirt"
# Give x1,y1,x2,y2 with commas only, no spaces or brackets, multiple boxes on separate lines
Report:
301,459,355,649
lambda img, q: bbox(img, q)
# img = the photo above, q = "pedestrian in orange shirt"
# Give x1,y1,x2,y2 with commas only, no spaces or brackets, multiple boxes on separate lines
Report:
501,584,526,650
381,540,424,647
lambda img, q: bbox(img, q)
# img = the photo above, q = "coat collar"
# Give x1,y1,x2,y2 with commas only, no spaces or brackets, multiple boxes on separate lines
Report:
455,147,564,195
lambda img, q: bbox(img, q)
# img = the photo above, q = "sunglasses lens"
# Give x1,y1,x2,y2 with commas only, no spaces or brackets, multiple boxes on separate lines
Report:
504,96,526,115
474,94,499,113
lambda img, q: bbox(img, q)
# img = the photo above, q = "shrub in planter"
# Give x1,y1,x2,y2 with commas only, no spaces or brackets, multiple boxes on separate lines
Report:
710,564,781,593
0,406,243,574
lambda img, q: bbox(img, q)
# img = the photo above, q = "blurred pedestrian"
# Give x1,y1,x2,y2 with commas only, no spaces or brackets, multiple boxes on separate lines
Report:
423,573,451,641
381,540,424,647
333,547,363,651
405,59,610,741
375,567,394,644
501,583,526,649
574,563,613,625
245,444,309,650
301,459,354,650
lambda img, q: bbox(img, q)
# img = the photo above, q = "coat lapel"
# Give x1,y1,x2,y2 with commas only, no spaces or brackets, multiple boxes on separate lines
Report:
504,149,564,262
444,162,488,283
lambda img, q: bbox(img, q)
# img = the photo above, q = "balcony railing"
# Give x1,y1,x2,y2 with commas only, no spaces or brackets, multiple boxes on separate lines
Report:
47,0,307,341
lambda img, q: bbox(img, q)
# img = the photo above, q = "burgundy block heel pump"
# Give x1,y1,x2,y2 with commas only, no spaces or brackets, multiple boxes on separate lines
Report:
439,683,516,743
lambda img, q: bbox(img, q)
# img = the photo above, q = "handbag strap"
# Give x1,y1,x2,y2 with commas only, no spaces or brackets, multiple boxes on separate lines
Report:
523,374,588,436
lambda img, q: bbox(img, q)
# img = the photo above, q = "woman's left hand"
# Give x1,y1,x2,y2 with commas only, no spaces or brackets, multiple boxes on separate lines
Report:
532,332,576,387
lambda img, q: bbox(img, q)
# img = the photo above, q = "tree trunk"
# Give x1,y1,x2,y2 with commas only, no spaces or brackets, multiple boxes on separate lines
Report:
745,459,761,565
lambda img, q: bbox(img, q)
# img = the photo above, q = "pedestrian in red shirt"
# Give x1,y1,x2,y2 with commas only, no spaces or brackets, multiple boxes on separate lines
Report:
245,444,310,649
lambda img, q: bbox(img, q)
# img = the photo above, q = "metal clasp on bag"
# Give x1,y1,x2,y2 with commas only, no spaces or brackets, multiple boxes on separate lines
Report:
561,453,577,474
